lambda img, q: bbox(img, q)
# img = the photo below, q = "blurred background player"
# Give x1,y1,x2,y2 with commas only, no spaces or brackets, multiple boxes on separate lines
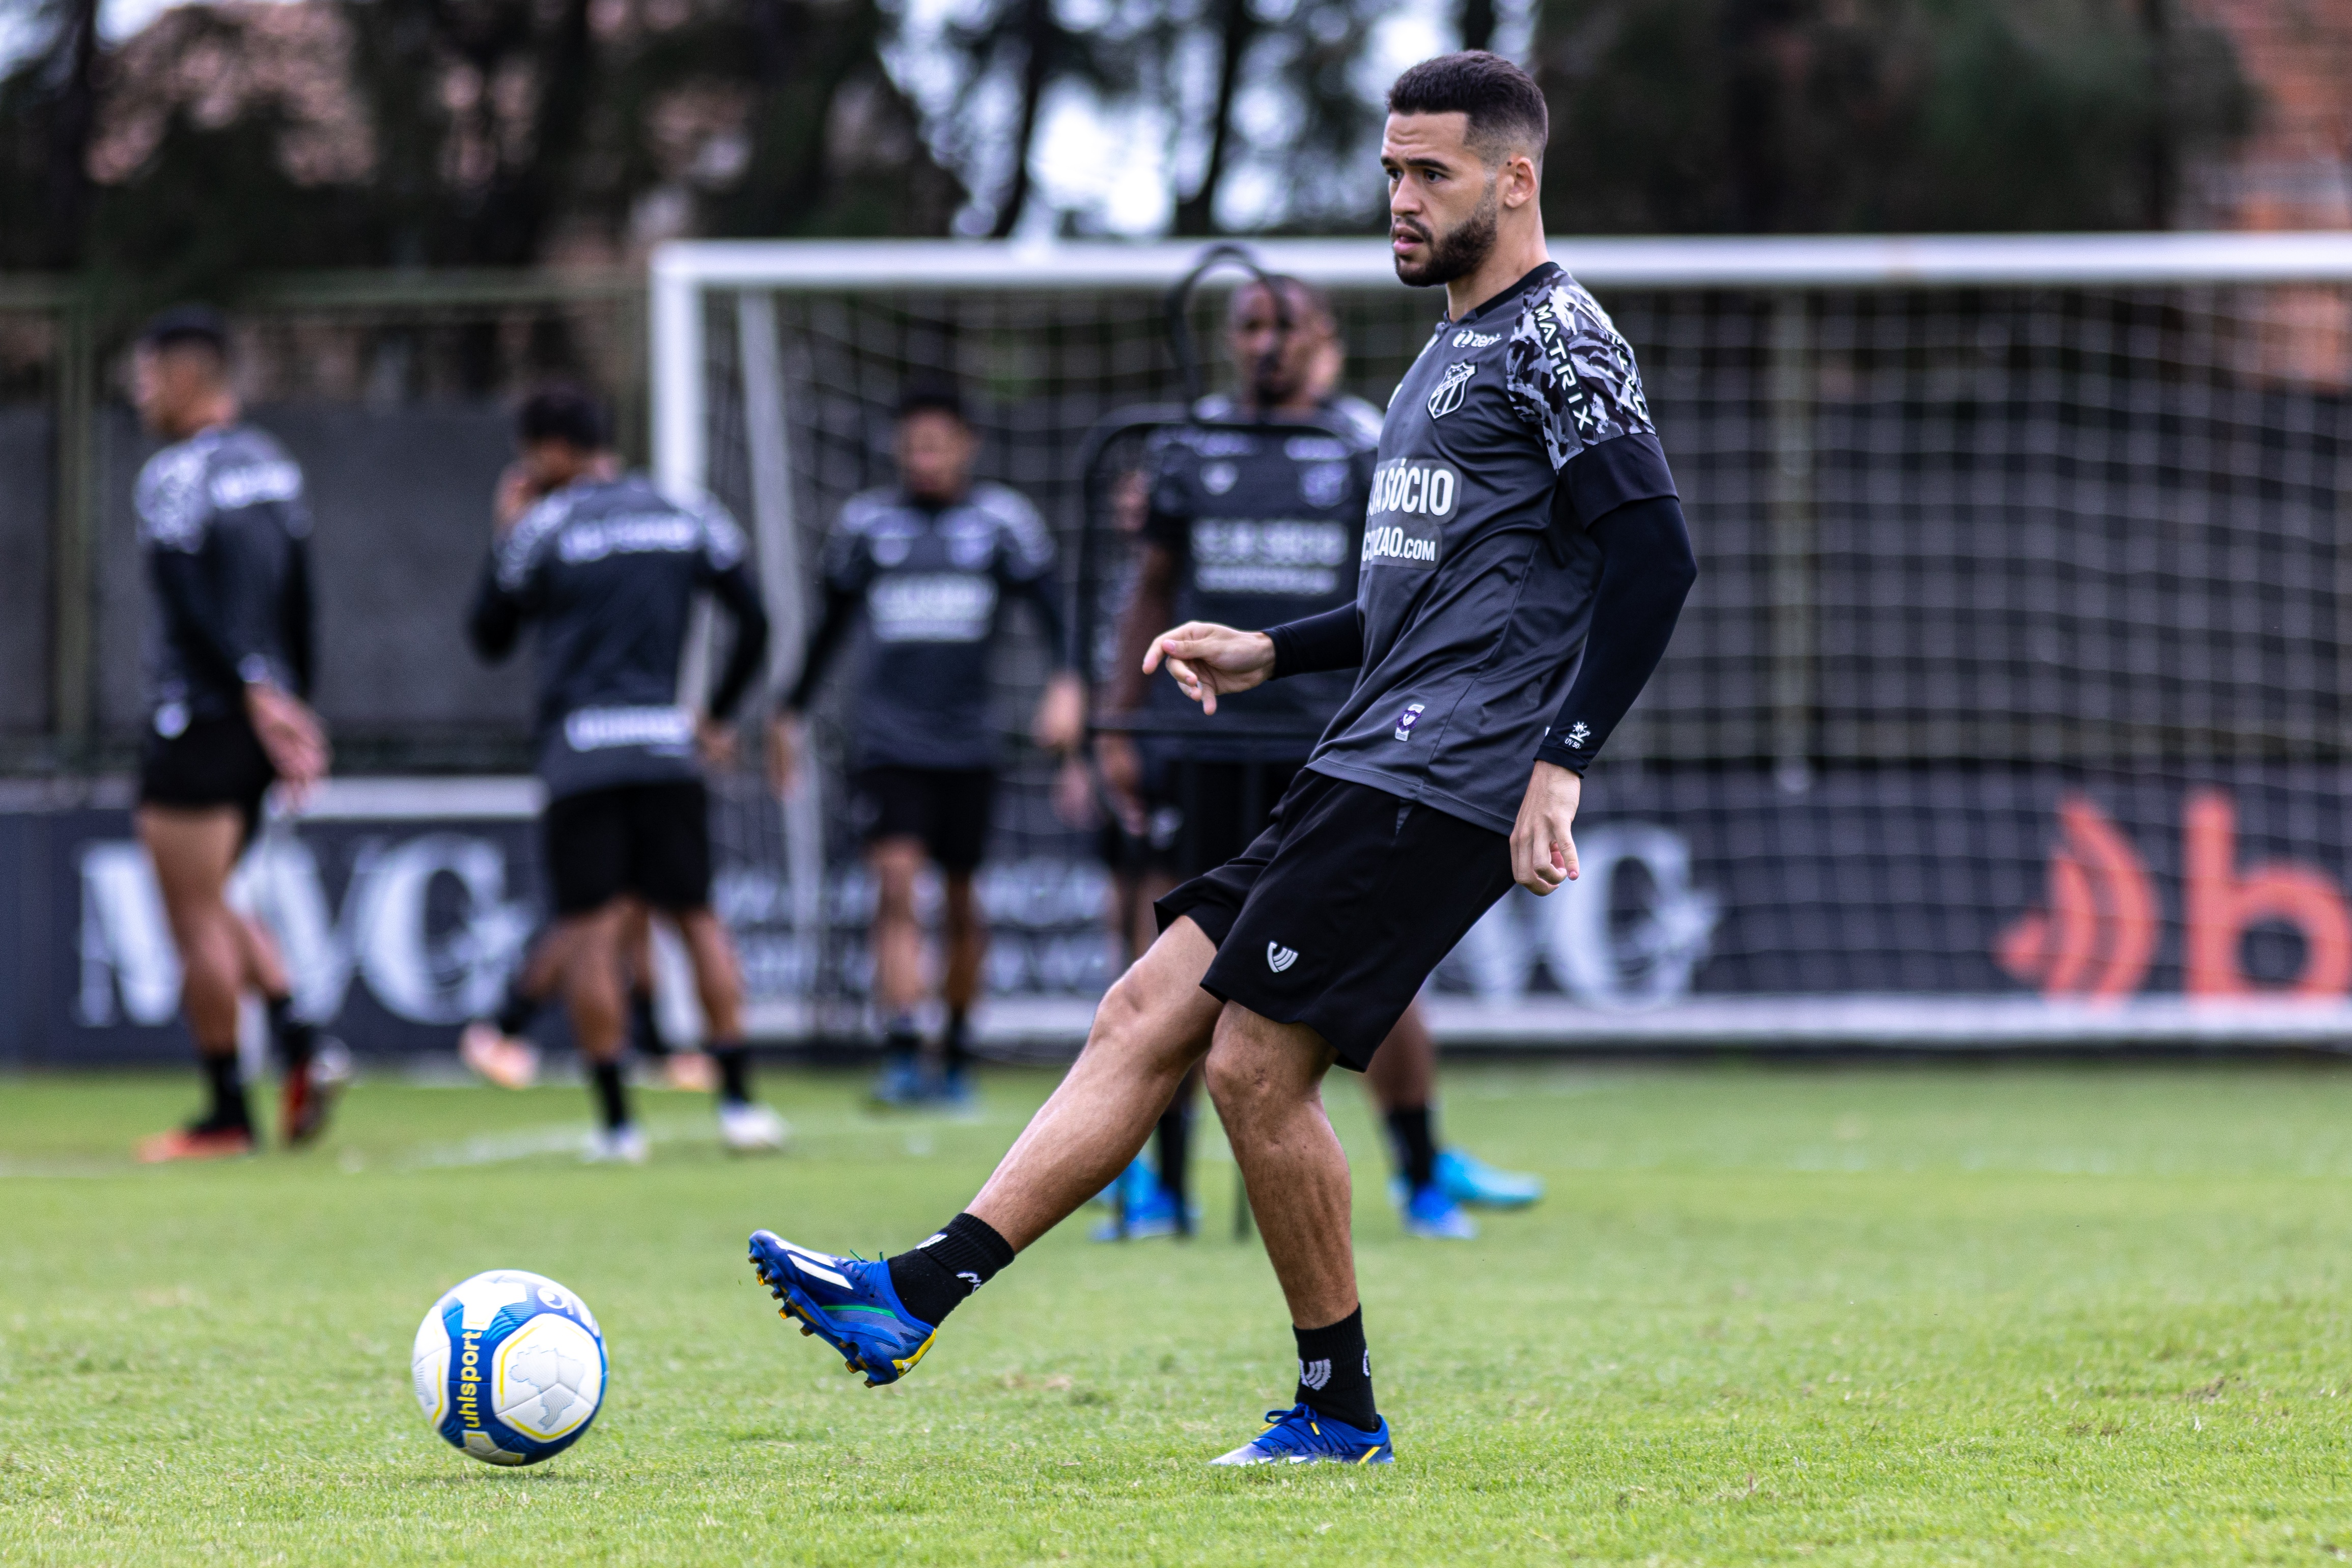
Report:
467,385,785,1160
459,906,716,1093
1093,276,1542,1238
128,305,344,1163
769,383,1086,1107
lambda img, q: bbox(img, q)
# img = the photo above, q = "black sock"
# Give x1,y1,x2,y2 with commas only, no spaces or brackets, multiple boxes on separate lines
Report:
883,1017,920,1061
885,1213,1014,1327
627,987,666,1057
201,1053,250,1131
713,1045,751,1105
493,978,541,1039
1386,1104,1438,1192
1294,1306,1378,1432
942,1007,971,1072
590,1060,631,1131
1155,1098,1191,1218
266,996,315,1071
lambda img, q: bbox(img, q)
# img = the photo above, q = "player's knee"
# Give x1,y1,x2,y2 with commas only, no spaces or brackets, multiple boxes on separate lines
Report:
1081,968,1198,1075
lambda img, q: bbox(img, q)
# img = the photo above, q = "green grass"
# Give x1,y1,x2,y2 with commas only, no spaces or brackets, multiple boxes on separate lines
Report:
6,1063,2352,1565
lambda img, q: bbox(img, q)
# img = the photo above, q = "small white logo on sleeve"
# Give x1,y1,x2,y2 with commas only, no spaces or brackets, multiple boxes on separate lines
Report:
1565,721,1591,749
1299,1357,1332,1390
1393,702,1426,742
1267,943,1299,974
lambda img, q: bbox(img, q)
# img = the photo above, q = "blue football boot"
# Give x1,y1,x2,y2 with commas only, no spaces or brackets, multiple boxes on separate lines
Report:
869,1054,924,1108
1434,1147,1545,1209
1089,1153,1156,1212
1090,1180,1197,1241
747,1230,937,1386
1209,1405,1394,1466
1391,1179,1479,1239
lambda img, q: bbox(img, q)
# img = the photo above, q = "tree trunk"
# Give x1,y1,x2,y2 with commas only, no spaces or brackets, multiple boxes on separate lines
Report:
989,0,1054,238
1172,0,1253,236
1458,0,1497,53
43,0,102,268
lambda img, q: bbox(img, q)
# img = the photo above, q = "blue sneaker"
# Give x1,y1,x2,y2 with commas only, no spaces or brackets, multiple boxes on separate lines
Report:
747,1230,938,1386
869,1055,923,1107
1209,1405,1394,1466
1392,1179,1479,1239
1090,1154,1156,1211
1090,1181,1197,1241
1434,1147,1544,1209
923,1065,978,1112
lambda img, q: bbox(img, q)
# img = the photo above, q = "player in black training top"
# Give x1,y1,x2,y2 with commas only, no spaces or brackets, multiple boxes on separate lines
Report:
769,383,1085,1106
128,306,346,1164
742,54,1693,1466
1093,273,1541,1242
468,386,786,1160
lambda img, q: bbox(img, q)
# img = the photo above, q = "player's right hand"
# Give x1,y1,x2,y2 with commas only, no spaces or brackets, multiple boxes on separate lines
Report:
493,462,544,533
766,714,800,797
1093,731,1145,833
245,682,329,799
1143,622,1275,716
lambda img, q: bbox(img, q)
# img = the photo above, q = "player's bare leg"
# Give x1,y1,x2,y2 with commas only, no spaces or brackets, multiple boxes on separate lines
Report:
1204,1007,1358,1327
136,806,258,1160
866,835,930,1102
966,918,1222,1246
561,902,646,1162
462,920,569,1088
936,871,986,1101
677,906,786,1150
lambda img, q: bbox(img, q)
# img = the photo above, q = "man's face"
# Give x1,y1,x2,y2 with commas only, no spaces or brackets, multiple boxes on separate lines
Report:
1382,111,1501,289
1227,284,1330,410
130,343,224,438
897,409,977,503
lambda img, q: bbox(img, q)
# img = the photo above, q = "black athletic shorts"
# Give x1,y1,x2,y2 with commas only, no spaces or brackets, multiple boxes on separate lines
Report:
138,712,275,849
1155,770,1514,1072
853,766,996,874
543,780,712,917
1144,758,1306,878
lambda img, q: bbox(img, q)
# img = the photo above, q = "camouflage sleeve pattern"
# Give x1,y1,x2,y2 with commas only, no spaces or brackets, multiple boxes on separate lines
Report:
135,437,216,552
979,484,1056,584
494,490,572,594
1504,278,1658,473
821,493,884,592
692,494,750,574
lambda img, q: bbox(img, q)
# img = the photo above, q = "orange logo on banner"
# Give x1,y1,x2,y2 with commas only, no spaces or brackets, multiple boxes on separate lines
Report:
1996,794,2158,1000
2182,790,2352,998
1999,790,2352,999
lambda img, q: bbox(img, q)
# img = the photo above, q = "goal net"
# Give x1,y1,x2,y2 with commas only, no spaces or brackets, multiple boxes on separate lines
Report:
656,233,2352,1049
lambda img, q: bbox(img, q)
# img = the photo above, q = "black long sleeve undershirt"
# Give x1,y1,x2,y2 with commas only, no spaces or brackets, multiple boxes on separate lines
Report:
1535,494,1697,774
466,554,523,664
149,549,253,695
705,563,771,723
1267,605,1363,680
284,536,315,697
781,585,858,713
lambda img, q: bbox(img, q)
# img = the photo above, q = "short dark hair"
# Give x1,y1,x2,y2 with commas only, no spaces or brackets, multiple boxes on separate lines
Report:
137,304,230,359
517,383,609,451
1386,51,1549,164
1230,274,1334,330
897,379,968,425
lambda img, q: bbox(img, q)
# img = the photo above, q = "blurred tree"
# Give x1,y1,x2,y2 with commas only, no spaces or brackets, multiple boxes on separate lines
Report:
1532,0,2252,233
0,0,102,268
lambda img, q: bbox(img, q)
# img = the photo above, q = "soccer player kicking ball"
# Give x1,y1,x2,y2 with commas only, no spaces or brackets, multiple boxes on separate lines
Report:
468,386,786,1161
128,306,344,1162
746,51,1696,1464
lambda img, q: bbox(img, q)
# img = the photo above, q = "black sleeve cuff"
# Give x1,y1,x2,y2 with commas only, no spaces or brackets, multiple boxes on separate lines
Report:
1267,606,1363,680
1558,431,1677,529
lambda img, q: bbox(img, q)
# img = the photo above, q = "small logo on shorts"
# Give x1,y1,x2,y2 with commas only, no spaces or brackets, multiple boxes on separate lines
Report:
1393,702,1426,742
1267,943,1299,974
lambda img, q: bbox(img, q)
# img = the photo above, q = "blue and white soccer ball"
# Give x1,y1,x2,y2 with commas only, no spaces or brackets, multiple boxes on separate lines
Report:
411,1270,606,1466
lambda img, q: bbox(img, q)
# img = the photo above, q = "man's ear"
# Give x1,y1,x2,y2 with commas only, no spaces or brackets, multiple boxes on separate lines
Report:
1502,151,1541,210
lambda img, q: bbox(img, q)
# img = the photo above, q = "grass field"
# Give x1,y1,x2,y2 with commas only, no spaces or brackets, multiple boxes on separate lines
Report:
5,1062,2352,1565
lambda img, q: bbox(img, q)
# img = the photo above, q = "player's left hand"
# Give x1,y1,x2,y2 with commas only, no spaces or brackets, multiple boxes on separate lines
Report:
1032,671,1086,754
695,713,738,771
1509,760,1582,895
493,462,544,533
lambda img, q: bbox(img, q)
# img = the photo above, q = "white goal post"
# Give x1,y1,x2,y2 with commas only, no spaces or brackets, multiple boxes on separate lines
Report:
652,232,2352,1051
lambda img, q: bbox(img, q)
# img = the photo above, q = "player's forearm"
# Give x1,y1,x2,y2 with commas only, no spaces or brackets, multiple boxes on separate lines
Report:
465,554,525,663
1535,495,1696,773
707,566,772,722
780,587,857,714
1107,556,1177,714
1266,606,1364,680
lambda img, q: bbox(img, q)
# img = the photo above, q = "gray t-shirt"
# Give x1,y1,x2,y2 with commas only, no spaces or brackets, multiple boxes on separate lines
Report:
483,474,752,799
814,483,1059,771
1304,263,1678,835
135,424,313,733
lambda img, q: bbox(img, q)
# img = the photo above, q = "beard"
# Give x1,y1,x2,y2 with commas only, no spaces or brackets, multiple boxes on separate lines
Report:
1393,184,1500,288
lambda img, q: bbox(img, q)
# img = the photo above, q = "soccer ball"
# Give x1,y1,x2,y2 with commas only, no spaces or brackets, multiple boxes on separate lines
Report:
411,1270,606,1466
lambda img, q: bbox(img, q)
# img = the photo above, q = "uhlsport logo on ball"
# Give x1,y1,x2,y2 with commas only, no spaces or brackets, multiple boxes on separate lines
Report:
412,1270,606,1466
